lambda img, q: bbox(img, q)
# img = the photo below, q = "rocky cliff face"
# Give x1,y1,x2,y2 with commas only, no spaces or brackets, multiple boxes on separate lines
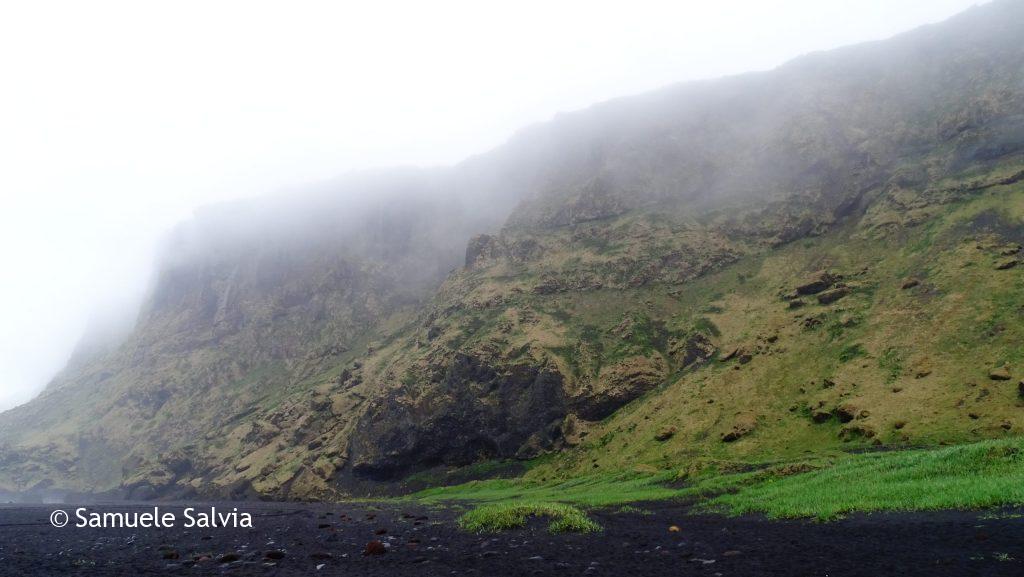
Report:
2,0,1024,499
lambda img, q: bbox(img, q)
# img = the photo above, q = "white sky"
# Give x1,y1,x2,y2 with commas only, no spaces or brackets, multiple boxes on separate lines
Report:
0,0,986,412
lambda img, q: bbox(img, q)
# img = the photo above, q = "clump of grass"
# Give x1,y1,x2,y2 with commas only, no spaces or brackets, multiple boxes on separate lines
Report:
458,502,601,533
692,316,721,337
708,438,1024,520
616,505,654,515
878,347,904,383
838,343,867,362
979,511,1024,520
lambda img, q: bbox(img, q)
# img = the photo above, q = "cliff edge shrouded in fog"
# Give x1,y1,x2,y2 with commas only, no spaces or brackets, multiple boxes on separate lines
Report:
2,0,1024,500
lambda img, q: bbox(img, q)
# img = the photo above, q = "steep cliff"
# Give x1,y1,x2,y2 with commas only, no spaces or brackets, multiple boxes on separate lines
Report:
2,0,1024,499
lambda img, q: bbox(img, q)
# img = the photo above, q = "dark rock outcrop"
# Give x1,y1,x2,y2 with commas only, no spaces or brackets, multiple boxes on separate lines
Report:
796,271,840,296
465,234,501,268
654,426,677,442
572,356,668,421
817,286,851,305
990,366,1013,381
347,353,568,480
669,333,717,369
721,413,757,442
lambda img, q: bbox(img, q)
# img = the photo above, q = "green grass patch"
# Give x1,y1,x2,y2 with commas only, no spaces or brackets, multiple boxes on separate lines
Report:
878,347,904,383
458,502,601,533
707,438,1024,520
615,505,654,515
838,343,867,363
412,439,1024,525
413,471,683,507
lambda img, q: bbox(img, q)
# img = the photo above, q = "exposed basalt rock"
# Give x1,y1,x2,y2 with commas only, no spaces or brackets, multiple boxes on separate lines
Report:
559,414,589,447
990,366,1013,381
817,286,851,305
795,271,841,295
721,413,757,442
532,274,604,295
811,408,833,423
839,424,876,440
512,178,630,228
835,403,861,423
465,234,501,268
801,316,823,329
305,344,349,360
669,333,717,369
654,426,677,442
572,355,669,421
515,431,557,460
346,353,568,480
121,448,197,500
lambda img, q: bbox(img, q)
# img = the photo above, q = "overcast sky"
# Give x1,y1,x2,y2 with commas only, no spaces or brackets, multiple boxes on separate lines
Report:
0,0,987,412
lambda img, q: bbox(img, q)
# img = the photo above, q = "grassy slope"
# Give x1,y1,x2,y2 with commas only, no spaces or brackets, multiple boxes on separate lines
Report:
415,437,1024,530
530,172,1024,480
410,166,1024,527
710,438,1024,519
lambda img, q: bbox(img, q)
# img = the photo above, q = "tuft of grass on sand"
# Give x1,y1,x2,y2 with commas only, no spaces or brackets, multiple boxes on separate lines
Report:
458,502,601,533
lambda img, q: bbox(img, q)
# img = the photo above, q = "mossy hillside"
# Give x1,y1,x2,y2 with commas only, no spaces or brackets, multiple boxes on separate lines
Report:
519,174,1024,480
5,0,1024,498
338,162,1024,487
137,164,1024,498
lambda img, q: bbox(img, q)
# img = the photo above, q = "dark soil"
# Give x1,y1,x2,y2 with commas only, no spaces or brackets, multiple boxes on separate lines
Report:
1,501,1022,576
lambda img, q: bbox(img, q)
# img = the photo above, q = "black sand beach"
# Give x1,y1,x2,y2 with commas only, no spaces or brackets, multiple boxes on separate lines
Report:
1,501,1022,576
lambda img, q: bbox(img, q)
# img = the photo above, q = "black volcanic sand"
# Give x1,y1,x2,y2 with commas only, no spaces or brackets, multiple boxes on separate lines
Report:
1,501,1023,576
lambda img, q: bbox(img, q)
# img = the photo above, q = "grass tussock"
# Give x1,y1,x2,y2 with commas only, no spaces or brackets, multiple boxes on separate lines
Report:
458,502,601,533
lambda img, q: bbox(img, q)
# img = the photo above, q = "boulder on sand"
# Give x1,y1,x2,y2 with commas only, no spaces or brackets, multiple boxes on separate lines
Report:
363,540,387,556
